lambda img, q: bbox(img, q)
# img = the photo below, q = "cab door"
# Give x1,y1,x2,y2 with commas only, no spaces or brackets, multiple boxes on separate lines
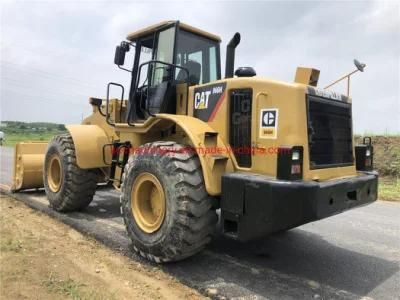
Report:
145,26,177,115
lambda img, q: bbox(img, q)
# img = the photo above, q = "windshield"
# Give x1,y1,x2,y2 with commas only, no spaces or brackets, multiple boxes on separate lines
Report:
176,30,220,85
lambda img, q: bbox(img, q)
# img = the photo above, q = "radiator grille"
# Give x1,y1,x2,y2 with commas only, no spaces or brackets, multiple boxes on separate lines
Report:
307,95,353,169
229,89,252,168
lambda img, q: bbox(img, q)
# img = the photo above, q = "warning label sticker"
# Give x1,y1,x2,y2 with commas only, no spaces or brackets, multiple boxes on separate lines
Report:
260,109,279,139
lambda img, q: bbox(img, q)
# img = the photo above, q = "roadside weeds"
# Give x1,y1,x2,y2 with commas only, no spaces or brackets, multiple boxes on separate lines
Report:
0,195,205,300
379,176,400,202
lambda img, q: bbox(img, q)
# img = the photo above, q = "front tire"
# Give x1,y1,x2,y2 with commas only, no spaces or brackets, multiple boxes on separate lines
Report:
120,141,217,263
44,134,98,212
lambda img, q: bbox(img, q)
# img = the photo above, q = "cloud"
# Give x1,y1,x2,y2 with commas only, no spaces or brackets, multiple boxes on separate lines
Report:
1,0,399,133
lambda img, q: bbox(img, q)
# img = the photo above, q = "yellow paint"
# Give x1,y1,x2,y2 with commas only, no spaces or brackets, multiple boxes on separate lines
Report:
12,23,359,194
12,142,48,191
65,124,112,169
47,154,62,192
199,77,357,181
294,67,320,86
131,172,166,233
127,20,221,42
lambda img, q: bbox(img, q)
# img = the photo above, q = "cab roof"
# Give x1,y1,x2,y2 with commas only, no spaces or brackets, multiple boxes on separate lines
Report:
126,20,221,42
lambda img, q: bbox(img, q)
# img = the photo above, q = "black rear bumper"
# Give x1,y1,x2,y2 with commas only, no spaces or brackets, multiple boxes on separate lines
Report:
221,171,378,241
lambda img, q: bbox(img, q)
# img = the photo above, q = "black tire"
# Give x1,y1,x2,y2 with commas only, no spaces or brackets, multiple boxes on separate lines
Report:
120,141,217,263
44,134,98,212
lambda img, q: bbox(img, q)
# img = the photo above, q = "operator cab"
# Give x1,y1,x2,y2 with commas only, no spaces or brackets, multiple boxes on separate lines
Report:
113,21,221,124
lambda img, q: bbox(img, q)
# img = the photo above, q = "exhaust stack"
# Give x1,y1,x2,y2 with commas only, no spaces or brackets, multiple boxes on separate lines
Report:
225,32,241,78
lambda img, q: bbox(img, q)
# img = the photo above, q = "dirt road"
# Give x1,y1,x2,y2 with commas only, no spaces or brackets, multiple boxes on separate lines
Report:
0,195,204,300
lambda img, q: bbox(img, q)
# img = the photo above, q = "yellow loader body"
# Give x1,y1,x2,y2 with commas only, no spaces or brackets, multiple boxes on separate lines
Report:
9,21,377,262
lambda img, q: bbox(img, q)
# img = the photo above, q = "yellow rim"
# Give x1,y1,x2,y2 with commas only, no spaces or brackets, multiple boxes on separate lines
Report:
47,154,63,192
131,172,166,233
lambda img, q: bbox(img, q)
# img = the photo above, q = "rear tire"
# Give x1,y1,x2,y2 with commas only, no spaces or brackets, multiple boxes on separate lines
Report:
44,134,98,212
120,141,217,263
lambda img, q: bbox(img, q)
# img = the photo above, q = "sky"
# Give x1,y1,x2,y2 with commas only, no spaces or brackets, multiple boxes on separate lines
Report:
0,0,399,134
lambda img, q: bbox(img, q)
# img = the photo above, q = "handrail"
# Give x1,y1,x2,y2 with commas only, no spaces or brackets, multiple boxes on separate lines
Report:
105,82,125,127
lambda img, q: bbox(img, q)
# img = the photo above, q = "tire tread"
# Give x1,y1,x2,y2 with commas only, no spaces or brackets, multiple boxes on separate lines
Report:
44,134,98,212
120,141,217,263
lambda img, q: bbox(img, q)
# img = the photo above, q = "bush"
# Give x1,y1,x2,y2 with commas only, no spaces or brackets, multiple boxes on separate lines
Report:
355,135,400,177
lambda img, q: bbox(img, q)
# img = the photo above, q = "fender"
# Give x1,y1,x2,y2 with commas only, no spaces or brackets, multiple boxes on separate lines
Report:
66,124,111,169
68,117,234,195
152,114,235,196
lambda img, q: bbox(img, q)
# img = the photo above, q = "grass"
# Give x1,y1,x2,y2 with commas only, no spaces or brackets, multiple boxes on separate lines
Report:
43,273,85,299
1,132,62,147
1,121,66,147
0,238,24,252
43,272,117,300
379,177,400,201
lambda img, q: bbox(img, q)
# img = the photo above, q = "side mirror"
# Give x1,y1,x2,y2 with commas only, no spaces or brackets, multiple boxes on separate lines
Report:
114,46,126,66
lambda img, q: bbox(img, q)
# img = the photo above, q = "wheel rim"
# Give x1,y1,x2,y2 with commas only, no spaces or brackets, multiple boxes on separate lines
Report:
47,154,62,192
131,172,166,233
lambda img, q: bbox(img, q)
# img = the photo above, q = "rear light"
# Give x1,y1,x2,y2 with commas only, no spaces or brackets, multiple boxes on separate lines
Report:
355,137,373,171
291,164,301,175
277,146,303,180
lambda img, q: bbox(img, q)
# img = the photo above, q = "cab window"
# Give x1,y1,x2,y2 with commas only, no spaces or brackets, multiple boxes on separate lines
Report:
176,30,220,85
152,27,175,85
137,36,154,86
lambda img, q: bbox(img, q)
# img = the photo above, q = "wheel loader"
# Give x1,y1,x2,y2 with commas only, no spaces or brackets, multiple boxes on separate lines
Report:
12,21,378,263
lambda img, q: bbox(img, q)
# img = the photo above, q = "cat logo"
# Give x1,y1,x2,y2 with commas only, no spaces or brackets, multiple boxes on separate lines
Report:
260,109,279,139
194,91,211,109
193,83,226,121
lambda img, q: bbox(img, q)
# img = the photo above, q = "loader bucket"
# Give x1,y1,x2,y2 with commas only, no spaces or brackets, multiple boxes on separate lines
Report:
12,142,48,192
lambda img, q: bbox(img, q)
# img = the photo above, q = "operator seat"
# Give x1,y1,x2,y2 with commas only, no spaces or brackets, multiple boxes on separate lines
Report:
176,60,201,85
147,60,201,116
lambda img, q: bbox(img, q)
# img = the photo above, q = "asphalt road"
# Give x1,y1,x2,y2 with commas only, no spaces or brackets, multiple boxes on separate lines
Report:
0,146,13,188
1,146,399,300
